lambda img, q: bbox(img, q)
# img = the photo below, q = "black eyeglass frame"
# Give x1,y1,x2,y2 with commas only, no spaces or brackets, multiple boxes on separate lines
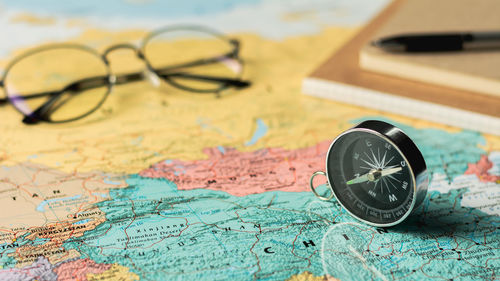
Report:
0,25,251,124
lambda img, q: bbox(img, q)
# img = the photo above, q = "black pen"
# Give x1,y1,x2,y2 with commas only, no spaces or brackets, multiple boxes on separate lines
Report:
372,31,500,52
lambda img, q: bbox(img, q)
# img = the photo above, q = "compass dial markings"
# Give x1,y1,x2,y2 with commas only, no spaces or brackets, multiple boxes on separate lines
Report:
370,148,380,167
380,150,387,168
386,174,401,183
384,155,395,167
385,176,399,191
381,177,391,194
361,158,377,169
373,178,380,193
363,151,379,167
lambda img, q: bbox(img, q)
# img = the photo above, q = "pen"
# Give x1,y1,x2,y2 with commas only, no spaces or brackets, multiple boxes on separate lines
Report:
372,31,500,52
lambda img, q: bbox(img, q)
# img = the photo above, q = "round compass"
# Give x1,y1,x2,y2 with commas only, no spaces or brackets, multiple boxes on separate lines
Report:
310,120,428,227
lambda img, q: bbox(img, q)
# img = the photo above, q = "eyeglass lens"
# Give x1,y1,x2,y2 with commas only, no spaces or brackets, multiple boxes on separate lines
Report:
3,47,110,123
143,28,242,92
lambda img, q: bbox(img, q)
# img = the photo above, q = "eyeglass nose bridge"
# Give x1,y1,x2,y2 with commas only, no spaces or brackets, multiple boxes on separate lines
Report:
101,43,162,89
102,43,143,62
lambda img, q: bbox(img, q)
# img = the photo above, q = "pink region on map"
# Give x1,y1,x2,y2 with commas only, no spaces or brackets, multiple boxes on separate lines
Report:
465,155,500,183
140,140,331,196
54,258,112,281
0,257,56,280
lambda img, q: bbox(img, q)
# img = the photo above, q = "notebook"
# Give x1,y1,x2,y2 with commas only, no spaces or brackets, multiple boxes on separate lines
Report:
360,0,500,98
302,0,500,136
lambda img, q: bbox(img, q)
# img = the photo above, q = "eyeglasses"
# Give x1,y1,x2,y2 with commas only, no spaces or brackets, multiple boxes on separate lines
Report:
0,25,251,124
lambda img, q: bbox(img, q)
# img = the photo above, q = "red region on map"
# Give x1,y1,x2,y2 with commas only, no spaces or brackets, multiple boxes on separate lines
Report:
465,155,500,183
140,140,331,196
54,258,111,281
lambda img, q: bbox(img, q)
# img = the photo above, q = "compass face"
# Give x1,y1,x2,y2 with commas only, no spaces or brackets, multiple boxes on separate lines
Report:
326,130,415,225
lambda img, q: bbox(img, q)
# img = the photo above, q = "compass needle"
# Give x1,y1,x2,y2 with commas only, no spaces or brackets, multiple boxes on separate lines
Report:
346,173,370,185
381,167,402,177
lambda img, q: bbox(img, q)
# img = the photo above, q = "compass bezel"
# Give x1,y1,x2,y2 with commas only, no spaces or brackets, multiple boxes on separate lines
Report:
325,120,428,227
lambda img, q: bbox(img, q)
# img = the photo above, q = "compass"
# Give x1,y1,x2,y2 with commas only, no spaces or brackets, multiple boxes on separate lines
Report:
310,120,428,227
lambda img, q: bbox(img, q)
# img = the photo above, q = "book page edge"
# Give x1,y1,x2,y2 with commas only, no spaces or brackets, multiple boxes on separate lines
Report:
359,50,500,99
302,77,500,136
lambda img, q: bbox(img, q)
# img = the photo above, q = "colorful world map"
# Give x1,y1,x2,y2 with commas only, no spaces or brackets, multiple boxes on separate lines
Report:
0,1,499,280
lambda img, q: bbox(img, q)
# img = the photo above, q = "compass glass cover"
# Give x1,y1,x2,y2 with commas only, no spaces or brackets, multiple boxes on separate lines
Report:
327,130,415,225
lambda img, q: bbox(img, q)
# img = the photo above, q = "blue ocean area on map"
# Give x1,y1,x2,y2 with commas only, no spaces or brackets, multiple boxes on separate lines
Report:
2,0,261,18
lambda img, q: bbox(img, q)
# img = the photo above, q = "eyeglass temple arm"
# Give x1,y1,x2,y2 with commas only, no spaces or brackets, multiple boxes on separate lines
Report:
229,39,240,56
158,56,229,72
21,76,114,124
21,73,140,124
158,72,250,88
21,70,249,123
154,48,242,73
0,80,6,105
5,76,111,104
152,51,250,88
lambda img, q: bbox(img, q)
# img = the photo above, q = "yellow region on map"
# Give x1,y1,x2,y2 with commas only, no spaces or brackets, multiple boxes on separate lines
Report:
87,264,140,281
10,13,56,25
286,271,338,281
